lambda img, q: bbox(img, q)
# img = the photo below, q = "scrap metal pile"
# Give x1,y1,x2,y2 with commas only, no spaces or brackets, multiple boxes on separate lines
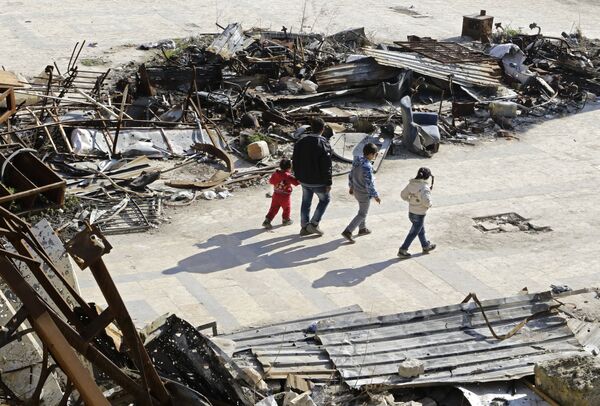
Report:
0,18,599,238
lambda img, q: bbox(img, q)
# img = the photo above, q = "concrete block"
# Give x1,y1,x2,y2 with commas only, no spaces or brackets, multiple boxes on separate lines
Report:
499,223,520,232
479,221,499,231
242,366,269,392
289,392,317,406
255,395,277,406
283,391,299,406
535,354,600,406
366,392,397,405
247,140,270,160
398,358,425,378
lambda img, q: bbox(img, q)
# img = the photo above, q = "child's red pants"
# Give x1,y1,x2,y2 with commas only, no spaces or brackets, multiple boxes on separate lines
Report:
266,193,291,221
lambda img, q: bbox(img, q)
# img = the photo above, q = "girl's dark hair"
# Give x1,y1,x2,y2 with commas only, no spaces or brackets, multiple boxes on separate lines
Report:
416,167,431,180
280,158,292,170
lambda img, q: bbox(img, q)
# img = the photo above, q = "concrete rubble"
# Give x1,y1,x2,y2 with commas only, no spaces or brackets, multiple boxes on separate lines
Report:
0,8,600,405
535,355,600,406
398,359,425,378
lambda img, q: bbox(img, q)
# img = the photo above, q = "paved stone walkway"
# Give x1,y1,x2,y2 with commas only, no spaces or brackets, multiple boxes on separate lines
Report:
3,1,599,332
78,106,600,332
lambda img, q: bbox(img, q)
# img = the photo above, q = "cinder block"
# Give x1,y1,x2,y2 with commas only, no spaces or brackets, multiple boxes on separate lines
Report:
398,358,425,378
535,355,600,406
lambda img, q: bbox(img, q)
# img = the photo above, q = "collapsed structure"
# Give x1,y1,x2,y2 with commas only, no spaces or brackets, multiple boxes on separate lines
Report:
0,11,600,405
0,207,598,404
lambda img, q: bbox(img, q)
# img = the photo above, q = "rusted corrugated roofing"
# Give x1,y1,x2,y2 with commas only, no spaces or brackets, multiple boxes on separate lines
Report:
223,291,590,387
224,305,364,381
315,58,401,91
316,291,586,388
363,46,502,88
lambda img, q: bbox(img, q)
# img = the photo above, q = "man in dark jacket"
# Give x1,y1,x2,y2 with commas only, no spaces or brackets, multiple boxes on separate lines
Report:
292,118,333,236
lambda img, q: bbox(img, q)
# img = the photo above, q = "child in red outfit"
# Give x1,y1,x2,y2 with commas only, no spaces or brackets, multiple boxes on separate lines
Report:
263,158,299,229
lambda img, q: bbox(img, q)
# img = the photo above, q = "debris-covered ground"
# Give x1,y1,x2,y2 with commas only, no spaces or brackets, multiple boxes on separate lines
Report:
1,7,600,405
0,16,598,241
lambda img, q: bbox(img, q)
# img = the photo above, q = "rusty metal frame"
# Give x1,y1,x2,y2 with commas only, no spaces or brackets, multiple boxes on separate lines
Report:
0,144,66,212
0,207,172,404
0,87,16,124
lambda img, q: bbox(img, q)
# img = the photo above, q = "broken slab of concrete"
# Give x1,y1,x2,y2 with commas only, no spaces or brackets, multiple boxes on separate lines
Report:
535,354,600,406
288,392,317,406
398,358,425,378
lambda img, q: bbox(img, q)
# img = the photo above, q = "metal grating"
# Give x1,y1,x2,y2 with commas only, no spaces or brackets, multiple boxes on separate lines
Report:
93,194,161,235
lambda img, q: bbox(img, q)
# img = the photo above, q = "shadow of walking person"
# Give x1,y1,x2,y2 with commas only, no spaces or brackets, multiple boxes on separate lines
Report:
312,259,397,288
246,239,343,272
162,228,300,275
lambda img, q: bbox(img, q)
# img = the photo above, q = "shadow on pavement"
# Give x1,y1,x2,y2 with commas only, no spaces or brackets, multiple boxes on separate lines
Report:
312,258,398,288
162,228,340,275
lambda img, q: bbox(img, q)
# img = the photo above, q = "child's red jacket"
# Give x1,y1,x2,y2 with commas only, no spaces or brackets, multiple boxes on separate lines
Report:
269,169,299,195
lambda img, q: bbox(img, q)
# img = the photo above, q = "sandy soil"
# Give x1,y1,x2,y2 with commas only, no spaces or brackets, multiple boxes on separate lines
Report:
1,1,599,75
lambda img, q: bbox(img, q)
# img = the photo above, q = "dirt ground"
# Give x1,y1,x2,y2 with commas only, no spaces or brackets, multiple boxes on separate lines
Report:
2,1,600,75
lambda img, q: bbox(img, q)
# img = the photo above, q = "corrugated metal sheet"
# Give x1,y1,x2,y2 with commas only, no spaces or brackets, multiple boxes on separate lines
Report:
363,47,502,88
315,58,401,91
207,23,254,60
224,305,364,381
316,291,585,388
569,319,600,350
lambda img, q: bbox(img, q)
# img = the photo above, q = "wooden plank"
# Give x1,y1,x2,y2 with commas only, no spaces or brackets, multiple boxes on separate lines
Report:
285,374,312,393
267,373,336,381
257,355,331,367
254,348,325,357
263,366,336,379
0,71,23,88
25,107,58,152
0,181,66,204
48,108,74,153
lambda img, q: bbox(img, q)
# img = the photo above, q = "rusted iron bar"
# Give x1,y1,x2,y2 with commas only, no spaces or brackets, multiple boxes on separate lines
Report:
111,84,129,156
0,255,109,405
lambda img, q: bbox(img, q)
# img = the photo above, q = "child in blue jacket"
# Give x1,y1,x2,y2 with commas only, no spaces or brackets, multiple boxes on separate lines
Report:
341,143,381,243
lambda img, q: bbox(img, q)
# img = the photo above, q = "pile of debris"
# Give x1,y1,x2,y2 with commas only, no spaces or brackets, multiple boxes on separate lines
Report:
0,205,598,404
0,15,598,237
473,212,552,233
